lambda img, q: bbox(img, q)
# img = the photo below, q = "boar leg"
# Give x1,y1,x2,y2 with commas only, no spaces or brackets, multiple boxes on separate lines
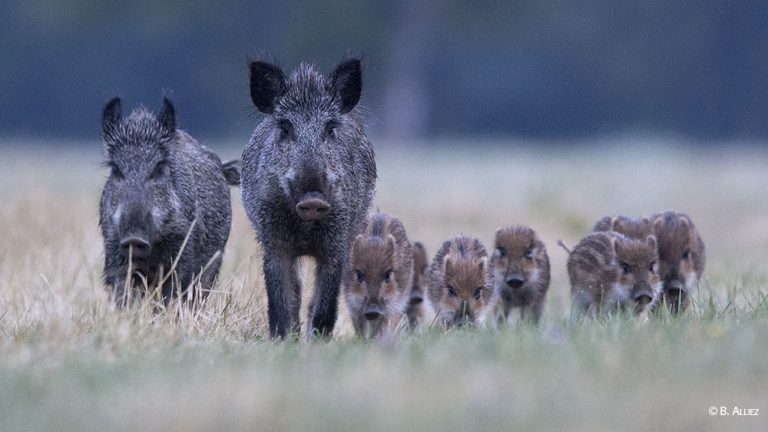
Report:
289,259,303,333
307,253,345,340
263,247,295,339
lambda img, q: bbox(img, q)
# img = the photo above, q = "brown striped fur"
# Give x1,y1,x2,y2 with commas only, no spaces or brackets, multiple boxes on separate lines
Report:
568,231,662,318
343,212,414,339
490,225,550,325
650,211,706,313
405,241,429,330
428,235,495,328
593,215,653,239
592,211,706,313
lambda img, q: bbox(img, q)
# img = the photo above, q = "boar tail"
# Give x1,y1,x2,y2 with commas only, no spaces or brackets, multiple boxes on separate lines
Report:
222,159,242,186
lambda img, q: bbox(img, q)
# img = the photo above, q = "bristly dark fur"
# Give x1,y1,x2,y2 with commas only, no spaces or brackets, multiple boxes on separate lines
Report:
99,97,239,306
241,57,376,339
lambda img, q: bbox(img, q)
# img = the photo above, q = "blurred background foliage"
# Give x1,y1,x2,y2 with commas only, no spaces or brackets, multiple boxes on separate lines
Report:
0,0,766,141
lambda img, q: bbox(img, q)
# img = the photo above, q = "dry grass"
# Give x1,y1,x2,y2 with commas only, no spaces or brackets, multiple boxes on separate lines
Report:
0,138,767,432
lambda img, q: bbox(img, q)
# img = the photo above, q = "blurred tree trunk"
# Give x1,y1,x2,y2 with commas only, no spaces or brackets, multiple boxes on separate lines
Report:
382,0,439,142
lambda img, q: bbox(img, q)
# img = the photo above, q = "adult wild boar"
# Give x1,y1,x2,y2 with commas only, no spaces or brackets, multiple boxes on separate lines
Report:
99,97,240,306
241,58,376,339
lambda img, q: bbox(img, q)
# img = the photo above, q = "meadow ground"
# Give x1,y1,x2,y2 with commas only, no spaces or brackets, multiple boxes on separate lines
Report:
0,137,766,431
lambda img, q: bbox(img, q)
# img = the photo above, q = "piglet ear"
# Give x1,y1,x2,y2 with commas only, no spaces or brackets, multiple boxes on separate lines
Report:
610,216,621,231
158,98,176,133
385,234,396,255
352,234,365,257
250,60,286,114
329,58,362,114
444,257,453,274
610,236,620,256
494,227,503,242
646,235,657,250
102,97,122,137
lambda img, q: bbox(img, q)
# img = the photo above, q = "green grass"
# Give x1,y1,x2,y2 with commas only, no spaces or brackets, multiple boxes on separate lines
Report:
1,139,767,431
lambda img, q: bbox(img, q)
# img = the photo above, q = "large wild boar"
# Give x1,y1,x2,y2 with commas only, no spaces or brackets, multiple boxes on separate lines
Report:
241,58,376,339
99,97,240,306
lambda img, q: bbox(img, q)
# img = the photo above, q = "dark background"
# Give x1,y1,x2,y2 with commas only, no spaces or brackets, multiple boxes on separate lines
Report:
1,0,766,141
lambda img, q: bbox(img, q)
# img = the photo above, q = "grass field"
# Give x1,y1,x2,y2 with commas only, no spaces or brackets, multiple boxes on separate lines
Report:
1,138,767,431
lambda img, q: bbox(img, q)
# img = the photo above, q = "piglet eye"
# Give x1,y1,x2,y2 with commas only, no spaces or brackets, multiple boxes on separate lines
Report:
447,286,458,297
473,287,483,300
682,250,691,260
384,269,393,283
524,248,534,260
497,247,507,257
621,262,631,274
355,270,364,282
649,261,656,273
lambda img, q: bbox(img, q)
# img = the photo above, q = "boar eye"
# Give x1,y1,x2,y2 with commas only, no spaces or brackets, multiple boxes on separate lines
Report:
354,270,364,282
149,161,169,180
277,119,292,140
447,286,458,297
524,248,534,260
682,250,691,260
497,247,507,257
109,162,124,180
473,287,483,300
384,269,393,283
649,261,656,273
325,120,338,139
621,262,631,274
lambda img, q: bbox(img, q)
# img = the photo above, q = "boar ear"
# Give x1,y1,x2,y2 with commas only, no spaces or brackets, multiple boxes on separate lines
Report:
102,97,122,137
646,235,657,250
250,61,285,114
158,98,176,133
329,58,362,114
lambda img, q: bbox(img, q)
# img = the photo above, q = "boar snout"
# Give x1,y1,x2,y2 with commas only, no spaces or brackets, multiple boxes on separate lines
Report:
119,236,151,258
633,285,654,308
506,274,525,289
408,292,424,305
455,301,474,326
296,192,330,221
117,202,155,258
364,303,384,321
634,293,652,306
665,279,684,292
